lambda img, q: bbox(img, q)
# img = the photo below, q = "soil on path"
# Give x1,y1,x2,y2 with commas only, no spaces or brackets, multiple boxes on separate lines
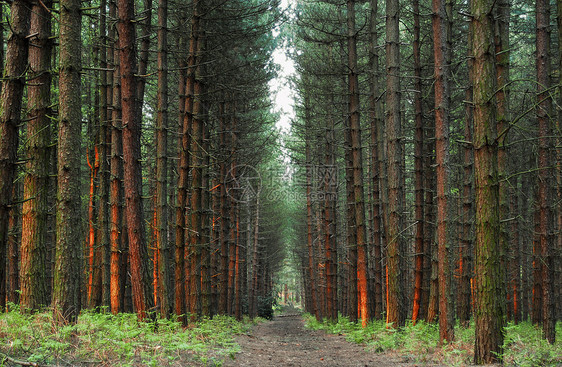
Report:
222,310,417,367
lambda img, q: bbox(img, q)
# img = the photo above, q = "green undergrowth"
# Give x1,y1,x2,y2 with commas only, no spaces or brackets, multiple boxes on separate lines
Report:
0,304,262,366
304,314,562,366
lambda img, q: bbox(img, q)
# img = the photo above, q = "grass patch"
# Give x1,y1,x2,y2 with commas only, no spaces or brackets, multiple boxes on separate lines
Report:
304,314,562,366
0,304,260,366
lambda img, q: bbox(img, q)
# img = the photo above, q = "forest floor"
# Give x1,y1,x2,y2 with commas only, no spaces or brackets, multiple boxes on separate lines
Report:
221,308,425,367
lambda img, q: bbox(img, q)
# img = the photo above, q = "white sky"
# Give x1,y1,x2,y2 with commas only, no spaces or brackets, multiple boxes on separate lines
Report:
270,49,295,133
269,0,296,134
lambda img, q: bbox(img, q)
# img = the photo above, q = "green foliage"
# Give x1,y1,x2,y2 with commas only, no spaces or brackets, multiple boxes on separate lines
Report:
257,295,276,320
304,314,562,366
0,307,255,366
503,321,562,366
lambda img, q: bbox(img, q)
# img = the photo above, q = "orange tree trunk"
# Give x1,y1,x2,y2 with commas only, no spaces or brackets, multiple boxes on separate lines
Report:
109,6,124,314
385,0,405,328
347,0,368,327
411,0,424,325
368,0,383,320
118,0,154,320
432,0,454,343
97,0,111,308
87,145,100,308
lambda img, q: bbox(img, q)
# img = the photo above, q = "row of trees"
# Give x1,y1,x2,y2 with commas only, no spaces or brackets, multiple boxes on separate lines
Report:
291,0,560,363
0,0,287,324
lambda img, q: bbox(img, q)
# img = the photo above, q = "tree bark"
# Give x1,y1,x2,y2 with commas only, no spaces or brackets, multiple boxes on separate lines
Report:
7,184,21,306
118,0,154,320
218,101,230,315
174,9,190,323
411,0,424,325
458,9,474,325
53,0,82,323
0,0,32,311
536,0,556,343
471,0,505,360
155,0,171,318
495,0,510,326
20,0,53,311
432,0,454,343
304,90,318,320
385,0,405,328
96,0,111,308
109,1,124,314
324,102,338,322
347,0,369,327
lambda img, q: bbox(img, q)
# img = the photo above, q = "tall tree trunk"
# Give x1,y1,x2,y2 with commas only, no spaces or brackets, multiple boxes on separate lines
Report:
0,0,32,311
135,0,152,120
433,0,454,343
495,0,510,325
556,0,562,327
385,0,405,328
98,0,111,308
368,0,383,320
471,0,505,360
344,101,357,323
234,205,242,320
509,172,521,323
20,0,53,311
227,108,238,316
109,1,124,313
411,0,424,325
7,184,22,306
459,53,474,326
536,0,556,343
347,0,369,327
118,0,154,320
324,105,338,322
218,101,230,315
520,154,533,321
53,0,82,323
87,125,101,308
174,9,190,323
188,0,205,319
155,0,171,318
304,91,318,320
250,197,260,318
198,40,210,316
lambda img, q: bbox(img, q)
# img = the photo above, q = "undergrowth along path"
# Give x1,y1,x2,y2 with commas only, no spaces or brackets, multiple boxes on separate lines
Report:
223,311,417,367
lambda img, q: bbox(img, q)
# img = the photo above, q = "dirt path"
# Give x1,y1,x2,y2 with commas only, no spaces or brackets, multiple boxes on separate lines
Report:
222,312,415,367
